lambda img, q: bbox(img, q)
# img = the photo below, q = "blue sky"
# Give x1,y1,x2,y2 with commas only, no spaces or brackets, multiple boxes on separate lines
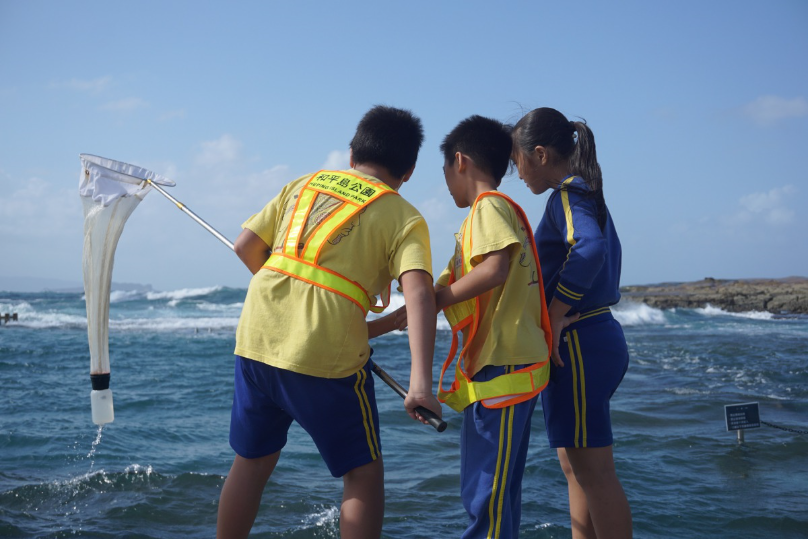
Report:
1,0,806,292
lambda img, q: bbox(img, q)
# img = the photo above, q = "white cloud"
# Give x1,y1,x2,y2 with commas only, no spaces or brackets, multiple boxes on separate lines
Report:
322,150,350,170
732,185,798,226
137,160,179,184
194,134,242,167
739,185,797,213
162,163,180,182
242,165,290,198
763,207,795,225
54,76,112,93
191,163,293,221
0,177,77,237
741,95,808,125
99,97,149,112
416,197,450,223
411,195,465,242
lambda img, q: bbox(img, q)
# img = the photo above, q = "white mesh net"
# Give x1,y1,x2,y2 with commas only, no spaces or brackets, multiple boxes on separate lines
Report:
79,154,174,376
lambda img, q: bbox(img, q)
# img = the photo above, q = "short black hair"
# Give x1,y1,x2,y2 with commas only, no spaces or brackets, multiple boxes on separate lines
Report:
349,105,424,178
440,115,512,185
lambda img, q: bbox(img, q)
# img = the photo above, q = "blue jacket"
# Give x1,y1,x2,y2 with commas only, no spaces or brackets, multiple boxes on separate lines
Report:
534,175,622,314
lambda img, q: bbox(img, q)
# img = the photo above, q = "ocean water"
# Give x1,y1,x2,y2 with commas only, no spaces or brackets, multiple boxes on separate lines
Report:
1,287,806,538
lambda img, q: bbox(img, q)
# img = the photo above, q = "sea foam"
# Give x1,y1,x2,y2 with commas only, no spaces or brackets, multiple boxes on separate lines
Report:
110,316,238,332
0,299,33,313
145,286,223,302
11,311,88,329
694,304,774,320
613,301,667,326
195,301,244,312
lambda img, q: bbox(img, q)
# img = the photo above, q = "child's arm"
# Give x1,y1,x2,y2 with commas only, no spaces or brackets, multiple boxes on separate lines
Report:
234,229,272,275
399,269,442,423
367,306,407,339
435,248,510,311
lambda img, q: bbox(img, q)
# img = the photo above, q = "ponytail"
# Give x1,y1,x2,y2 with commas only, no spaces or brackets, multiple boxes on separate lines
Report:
569,121,607,228
569,121,602,195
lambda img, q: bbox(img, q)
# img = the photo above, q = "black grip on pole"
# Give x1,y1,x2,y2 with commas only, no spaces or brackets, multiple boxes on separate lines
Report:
370,362,447,432
415,405,448,433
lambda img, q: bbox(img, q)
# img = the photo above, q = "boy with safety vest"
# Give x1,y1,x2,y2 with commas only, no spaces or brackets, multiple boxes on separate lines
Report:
436,115,553,538
216,105,442,539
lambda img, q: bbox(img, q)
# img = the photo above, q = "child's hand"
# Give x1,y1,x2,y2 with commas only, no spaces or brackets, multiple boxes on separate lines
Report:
548,297,579,367
390,305,408,331
367,306,408,339
404,391,443,425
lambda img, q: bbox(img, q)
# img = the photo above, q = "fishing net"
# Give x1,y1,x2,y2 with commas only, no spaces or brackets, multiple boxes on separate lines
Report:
79,154,174,424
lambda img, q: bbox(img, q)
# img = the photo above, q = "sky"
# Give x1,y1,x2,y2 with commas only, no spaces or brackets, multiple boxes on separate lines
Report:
1,0,806,292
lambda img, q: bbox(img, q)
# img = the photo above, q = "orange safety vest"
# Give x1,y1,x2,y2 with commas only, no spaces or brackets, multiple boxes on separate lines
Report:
437,192,553,412
262,170,396,314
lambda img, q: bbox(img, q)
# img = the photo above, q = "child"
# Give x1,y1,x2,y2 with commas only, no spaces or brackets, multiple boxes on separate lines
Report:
435,115,553,538
216,105,442,539
511,107,632,539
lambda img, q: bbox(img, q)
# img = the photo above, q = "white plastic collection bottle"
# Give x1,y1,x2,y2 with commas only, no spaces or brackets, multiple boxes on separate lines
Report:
90,388,114,425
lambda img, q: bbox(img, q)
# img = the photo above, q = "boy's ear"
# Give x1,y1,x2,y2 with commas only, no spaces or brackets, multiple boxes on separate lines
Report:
349,148,355,168
455,152,467,173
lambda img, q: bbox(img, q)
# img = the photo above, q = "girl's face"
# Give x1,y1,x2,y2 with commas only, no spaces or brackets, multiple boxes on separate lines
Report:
513,147,552,195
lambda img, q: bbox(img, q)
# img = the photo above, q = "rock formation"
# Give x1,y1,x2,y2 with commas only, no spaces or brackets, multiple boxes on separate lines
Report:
620,277,808,314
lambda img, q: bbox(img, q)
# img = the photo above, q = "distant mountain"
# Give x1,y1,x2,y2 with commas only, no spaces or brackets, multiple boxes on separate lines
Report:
0,276,152,294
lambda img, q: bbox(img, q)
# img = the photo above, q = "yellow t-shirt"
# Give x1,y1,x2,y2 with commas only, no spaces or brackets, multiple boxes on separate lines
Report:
235,169,432,378
437,194,549,378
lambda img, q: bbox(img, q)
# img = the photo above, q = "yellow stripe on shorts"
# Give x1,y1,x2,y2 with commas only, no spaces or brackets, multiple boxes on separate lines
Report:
354,369,378,460
568,335,581,448
572,330,587,447
359,369,380,457
494,399,515,539
487,366,514,539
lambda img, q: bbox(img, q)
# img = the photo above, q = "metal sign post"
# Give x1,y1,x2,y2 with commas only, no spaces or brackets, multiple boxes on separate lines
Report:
725,402,761,443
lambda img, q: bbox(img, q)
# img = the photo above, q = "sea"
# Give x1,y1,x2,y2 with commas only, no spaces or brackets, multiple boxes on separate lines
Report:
1,287,806,538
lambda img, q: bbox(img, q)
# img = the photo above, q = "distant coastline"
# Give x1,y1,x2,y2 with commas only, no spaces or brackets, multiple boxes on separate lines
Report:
4,275,807,315
620,276,808,315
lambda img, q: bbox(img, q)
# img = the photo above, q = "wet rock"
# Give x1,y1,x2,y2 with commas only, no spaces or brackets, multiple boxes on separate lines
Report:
620,277,808,314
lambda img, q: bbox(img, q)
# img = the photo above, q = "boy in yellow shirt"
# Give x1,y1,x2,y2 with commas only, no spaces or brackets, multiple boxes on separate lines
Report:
436,115,553,538
216,105,441,539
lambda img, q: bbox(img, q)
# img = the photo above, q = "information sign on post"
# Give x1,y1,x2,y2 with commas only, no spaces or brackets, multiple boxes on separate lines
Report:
725,402,760,443
725,402,761,431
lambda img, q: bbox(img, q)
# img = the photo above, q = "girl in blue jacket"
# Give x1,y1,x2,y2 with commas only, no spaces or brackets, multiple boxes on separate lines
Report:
512,107,632,539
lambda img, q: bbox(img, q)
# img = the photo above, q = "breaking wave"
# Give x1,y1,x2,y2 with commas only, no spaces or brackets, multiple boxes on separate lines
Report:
145,286,223,302
612,301,667,326
694,304,775,320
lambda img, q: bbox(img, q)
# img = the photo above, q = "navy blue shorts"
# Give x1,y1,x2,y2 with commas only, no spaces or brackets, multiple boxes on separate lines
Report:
541,313,629,448
229,355,382,478
460,364,537,539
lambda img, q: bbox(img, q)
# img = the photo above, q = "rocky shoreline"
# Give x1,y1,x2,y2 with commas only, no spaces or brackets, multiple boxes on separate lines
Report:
619,276,808,315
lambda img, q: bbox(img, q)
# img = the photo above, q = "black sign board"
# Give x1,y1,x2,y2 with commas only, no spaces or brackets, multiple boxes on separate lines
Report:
725,402,760,431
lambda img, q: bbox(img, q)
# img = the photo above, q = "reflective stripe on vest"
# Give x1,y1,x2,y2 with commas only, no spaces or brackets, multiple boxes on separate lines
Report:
437,192,553,412
262,170,397,315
